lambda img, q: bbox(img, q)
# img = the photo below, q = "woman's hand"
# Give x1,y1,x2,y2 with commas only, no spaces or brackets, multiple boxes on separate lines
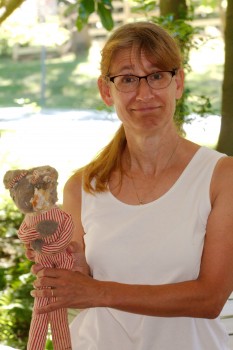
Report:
31,268,104,314
29,240,95,314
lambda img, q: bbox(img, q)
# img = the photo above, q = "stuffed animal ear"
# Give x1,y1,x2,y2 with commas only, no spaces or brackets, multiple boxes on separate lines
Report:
28,166,58,185
41,166,58,184
3,170,27,189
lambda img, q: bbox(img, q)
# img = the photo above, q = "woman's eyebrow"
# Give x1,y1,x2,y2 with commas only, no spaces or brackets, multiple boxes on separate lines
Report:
111,63,160,75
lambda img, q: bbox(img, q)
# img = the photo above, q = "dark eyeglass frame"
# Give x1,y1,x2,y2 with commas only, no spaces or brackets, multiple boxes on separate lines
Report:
108,69,177,92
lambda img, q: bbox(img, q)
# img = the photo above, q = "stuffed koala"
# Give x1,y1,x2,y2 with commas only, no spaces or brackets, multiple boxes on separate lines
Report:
3,165,75,350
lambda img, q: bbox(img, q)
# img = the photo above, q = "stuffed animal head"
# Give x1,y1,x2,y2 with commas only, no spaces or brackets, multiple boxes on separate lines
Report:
3,165,58,214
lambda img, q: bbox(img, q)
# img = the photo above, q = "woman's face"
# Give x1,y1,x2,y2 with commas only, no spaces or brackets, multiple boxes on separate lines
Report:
98,47,184,136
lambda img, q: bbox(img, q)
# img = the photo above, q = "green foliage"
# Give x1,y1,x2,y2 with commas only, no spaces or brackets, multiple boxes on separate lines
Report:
96,0,114,31
0,29,13,57
0,199,34,349
76,0,95,31
45,332,53,350
67,0,114,31
150,13,213,128
131,2,214,131
74,0,114,31
131,0,157,16
152,15,199,68
175,89,213,131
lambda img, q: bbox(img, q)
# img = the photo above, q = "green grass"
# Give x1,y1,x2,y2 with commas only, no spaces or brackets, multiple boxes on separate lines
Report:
0,52,106,110
0,52,223,114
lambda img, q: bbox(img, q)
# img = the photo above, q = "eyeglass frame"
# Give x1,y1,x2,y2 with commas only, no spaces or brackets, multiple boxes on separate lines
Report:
107,69,178,93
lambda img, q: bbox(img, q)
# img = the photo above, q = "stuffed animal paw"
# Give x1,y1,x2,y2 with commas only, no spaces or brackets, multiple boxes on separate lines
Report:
36,220,59,236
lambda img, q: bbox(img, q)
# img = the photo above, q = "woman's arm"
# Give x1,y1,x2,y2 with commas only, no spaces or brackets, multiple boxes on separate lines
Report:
32,158,233,319
61,172,90,275
62,172,85,247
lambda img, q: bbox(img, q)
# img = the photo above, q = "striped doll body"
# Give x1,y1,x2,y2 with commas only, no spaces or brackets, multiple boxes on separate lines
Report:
18,206,75,350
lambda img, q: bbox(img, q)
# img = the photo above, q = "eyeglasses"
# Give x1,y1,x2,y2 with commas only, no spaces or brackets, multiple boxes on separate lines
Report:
108,69,177,93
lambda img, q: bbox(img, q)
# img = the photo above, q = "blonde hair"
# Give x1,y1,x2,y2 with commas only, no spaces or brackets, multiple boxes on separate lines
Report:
100,21,182,77
80,21,183,193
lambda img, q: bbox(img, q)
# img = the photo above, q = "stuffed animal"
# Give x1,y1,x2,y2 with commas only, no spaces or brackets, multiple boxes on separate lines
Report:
3,165,76,350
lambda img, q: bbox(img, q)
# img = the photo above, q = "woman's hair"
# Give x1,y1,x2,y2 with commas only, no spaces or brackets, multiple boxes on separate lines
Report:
79,21,183,193
100,21,182,76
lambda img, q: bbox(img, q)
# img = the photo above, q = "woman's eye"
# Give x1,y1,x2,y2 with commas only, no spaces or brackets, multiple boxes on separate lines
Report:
150,73,163,81
122,76,136,84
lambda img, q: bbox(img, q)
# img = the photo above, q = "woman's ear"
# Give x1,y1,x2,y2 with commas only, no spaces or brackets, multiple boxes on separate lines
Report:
175,68,185,100
98,77,114,106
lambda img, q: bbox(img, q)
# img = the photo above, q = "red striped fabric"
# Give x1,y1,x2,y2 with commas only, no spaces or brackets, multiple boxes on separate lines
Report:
18,207,74,254
7,171,28,189
18,207,75,350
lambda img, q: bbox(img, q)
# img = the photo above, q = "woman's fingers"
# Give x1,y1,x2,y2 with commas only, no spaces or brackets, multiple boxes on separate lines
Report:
25,240,90,274
24,243,36,261
33,268,69,288
67,241,90,275
31,263,44,275
66,240,83,254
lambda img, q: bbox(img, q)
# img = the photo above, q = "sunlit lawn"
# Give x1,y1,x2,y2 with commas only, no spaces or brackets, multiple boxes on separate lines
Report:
0,50,106,110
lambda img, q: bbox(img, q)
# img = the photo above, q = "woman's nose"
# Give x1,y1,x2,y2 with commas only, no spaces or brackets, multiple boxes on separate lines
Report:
135,78,154,101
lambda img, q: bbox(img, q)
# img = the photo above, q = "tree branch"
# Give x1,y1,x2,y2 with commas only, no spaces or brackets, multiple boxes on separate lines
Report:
0,0,26,25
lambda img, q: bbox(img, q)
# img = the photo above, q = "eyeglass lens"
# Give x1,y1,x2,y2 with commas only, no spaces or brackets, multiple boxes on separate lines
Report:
112,71,174,92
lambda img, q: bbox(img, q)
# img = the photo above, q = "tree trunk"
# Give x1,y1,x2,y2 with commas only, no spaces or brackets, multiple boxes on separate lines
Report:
160,0,187,19
218,0,226,37
217,0,233,155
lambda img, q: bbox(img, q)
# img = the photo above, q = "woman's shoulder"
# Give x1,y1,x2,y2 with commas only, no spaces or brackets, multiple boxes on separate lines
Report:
63,171,84,209
213,155,233,178
210,155,233,203
64,170,83,193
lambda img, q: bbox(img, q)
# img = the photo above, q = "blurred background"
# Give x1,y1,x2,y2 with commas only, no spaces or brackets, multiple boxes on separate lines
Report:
0,1,232,349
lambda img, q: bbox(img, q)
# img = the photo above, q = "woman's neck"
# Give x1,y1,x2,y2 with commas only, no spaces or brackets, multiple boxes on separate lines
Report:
123,129,181,176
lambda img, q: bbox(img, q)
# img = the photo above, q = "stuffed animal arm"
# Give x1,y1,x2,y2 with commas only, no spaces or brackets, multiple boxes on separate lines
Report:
18,207,74,255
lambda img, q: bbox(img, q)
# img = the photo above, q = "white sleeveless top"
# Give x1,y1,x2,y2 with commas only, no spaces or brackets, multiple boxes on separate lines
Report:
70,146,230,350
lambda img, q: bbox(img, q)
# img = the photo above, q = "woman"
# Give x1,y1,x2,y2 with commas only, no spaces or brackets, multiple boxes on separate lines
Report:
31,22,233,349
